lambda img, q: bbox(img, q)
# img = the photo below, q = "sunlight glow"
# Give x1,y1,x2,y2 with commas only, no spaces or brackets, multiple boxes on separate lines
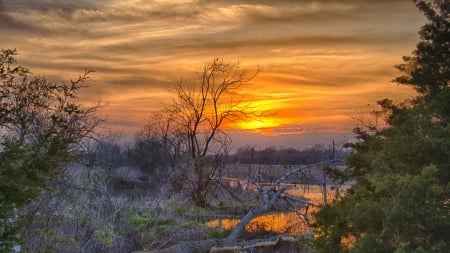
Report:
1,0,424,140
236,119,280,131
204,211,310,235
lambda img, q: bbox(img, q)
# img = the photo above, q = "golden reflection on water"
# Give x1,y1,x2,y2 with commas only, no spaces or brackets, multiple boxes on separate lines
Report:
205,184,347,235
205,208,316,234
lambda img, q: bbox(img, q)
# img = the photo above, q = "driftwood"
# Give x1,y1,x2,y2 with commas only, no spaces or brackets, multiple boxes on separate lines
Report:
133,239,220,253
133,236,302,253
210,236,299,252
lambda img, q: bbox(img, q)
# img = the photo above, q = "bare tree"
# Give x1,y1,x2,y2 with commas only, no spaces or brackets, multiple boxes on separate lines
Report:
164,58,258,207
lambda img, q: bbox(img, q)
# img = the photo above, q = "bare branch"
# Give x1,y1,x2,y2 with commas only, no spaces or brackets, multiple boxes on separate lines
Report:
223,159,342,241
153,59,259,207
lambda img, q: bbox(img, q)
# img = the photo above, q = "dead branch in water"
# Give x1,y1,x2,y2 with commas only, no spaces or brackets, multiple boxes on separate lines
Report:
224,159,342,242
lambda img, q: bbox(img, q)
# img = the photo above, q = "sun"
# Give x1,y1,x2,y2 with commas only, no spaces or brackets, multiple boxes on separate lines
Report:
236,118,280,131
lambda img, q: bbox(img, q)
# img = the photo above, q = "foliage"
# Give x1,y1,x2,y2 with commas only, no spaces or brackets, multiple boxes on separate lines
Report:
0,49,101,251
313,1,450,252
174,204,208,215
206,229,228,239
128,119,178,178
128,214,192,249
95,223,119,248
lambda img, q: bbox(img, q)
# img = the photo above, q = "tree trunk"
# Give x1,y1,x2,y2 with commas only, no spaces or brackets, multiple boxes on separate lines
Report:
192,181,208,207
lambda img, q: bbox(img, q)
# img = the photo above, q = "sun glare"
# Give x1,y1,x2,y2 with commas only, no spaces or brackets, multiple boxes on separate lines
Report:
236,118,280,131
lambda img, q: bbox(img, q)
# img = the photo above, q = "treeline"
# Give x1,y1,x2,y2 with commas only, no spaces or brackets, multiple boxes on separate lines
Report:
228,144,348,165
90,140,349,180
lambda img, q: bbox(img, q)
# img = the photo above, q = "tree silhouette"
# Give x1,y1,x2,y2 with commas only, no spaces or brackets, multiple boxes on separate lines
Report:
157,58,257,207
0,49,102,249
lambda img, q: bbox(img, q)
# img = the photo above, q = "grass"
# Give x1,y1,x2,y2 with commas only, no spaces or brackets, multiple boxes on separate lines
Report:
206,228,229,239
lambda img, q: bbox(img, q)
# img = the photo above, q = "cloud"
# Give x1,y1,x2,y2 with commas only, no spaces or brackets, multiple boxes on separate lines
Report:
0,0,425,137
258,125,306,136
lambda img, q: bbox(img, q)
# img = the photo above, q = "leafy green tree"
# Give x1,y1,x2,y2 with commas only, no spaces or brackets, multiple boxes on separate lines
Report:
0,49,101,250
313,1,449,252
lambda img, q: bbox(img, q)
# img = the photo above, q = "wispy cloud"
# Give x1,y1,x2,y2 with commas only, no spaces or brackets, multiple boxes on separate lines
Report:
0,0,425,139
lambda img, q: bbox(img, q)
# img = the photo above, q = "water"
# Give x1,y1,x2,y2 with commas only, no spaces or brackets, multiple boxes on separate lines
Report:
206,180,348,235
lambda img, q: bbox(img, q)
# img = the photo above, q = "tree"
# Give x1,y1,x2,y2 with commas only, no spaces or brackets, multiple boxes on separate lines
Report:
0,49,101,249
155,58,257,207
313,1,449,252
131,111,186,184
20,137,137,253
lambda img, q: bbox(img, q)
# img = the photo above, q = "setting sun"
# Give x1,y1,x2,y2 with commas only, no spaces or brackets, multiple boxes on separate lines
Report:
236,118,280,131
1,0,424,147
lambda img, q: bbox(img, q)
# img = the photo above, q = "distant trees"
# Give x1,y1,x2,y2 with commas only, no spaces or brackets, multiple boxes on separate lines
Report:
313,1,450,252
130,125,173,178
130,111,186,183
0,49,101,250
230,144,348,165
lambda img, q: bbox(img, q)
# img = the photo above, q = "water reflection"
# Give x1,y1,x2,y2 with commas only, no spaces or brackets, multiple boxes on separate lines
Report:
206,182,348,235
205,209,313,234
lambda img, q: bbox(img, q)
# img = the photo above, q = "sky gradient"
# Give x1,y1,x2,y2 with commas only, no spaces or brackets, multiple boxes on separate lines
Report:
1,0,426,148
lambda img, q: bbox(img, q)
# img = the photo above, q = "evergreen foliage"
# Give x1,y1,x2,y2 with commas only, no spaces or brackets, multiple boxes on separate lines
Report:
313,1,449,252
0,49,100,250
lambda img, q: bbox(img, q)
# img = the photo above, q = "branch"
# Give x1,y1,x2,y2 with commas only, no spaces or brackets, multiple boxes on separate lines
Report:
280,193,318,207
271,159,343,190
224,186,285,242
223,159,343,241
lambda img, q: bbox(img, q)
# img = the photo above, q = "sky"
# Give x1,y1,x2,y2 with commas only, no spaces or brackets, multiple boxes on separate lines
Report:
0,0,426,148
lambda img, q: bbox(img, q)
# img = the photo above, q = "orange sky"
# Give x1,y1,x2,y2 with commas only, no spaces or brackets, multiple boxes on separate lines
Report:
0,0,426,147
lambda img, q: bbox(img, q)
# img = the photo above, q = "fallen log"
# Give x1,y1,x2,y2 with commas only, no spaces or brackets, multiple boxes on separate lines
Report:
133,235,302,253
210,236,298,252
133,239,220,253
